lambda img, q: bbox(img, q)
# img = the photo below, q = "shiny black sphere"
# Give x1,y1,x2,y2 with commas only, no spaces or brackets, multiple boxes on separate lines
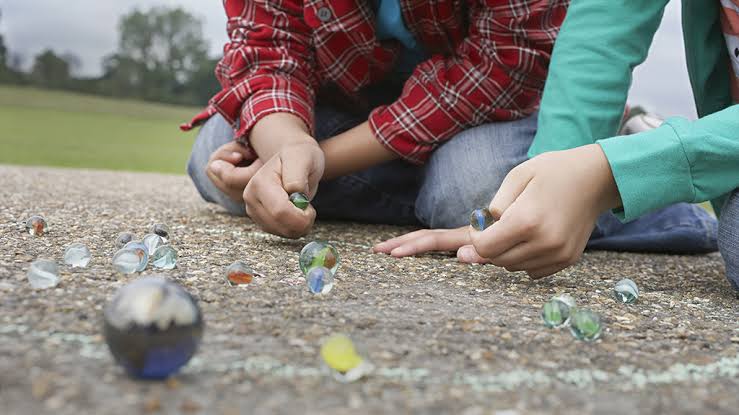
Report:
103,277,203,379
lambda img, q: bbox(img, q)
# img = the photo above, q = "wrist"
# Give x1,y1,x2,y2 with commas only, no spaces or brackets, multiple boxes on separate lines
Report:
250,112,316,160
589,144,622,212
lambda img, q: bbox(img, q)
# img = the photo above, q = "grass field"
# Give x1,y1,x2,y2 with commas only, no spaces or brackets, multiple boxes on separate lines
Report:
0,86,202,174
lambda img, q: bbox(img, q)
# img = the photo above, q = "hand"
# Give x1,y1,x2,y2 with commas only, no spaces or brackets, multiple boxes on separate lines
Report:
206,141,263,203
244,141,325,238
465,144,621,278
373,227,484,258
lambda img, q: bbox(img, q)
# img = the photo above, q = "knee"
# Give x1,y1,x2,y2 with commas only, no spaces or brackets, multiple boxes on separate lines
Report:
718,191,739,291
415,117,536,229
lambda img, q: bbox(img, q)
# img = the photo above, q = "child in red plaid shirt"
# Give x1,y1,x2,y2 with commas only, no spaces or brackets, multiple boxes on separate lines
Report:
184,0,568,238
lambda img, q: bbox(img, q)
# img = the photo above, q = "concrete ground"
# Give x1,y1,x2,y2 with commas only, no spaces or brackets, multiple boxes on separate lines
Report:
0,165,737,415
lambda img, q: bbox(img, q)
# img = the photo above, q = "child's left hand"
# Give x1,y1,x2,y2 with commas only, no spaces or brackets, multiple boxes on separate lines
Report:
372,227,490,263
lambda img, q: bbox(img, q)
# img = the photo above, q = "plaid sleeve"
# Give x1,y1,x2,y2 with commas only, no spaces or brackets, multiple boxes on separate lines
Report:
368,0,568,164
181,0,317,142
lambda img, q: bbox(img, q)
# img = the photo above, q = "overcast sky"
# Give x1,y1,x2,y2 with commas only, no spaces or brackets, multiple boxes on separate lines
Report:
0,0,696,119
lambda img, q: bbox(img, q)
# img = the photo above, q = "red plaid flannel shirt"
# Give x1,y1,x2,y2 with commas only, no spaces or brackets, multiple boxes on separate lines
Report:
181,0,569,164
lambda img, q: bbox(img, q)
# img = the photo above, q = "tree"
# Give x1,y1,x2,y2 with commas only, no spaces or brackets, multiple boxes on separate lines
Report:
108,6,211,103
30,49,70,88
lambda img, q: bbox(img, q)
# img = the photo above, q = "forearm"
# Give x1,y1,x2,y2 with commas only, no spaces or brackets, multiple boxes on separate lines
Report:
249,113,317,161
319,121,398,180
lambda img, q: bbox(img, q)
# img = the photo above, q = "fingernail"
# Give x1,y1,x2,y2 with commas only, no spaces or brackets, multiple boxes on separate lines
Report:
210,160,223,174
458,246,474,262
231,152,241,158
390,247,406,257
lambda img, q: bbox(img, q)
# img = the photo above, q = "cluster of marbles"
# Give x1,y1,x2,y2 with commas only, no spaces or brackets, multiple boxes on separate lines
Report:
299,241,339,294
103,277,203,379
540,294,602,342
320,334,374,383
289,192,310,210
469,208,495,231
112,224,177,274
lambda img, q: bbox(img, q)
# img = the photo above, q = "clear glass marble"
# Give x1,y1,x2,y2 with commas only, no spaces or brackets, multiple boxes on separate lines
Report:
225,261,257,285
123,241,149,272
569,308,603,342
613,278,639,304
103,276,203,379
25,215,47,236
143,233,165,255
116,232,135,248
320,334,373,383
149,223,170,242
27,259,60,289
289,192,309,210
63,243,92,268
112,249,141,274
151,245,177,270
306,266,334,294
299,241,339,276
469,208,495,231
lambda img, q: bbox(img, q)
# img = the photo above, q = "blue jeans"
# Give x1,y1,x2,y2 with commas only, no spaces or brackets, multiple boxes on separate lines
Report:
719,190,739,291
187,109,718,254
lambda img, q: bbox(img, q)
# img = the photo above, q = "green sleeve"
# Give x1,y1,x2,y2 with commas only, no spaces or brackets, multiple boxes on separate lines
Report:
529,0,669,156
598,105,739,221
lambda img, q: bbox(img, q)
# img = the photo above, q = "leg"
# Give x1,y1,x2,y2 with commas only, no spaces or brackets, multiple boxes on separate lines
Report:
310,106,423,226
414,114,538,229
719,190,739,291
186,114,246,216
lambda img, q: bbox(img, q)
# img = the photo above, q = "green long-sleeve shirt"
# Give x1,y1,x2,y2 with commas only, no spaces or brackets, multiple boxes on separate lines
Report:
530,0,738,221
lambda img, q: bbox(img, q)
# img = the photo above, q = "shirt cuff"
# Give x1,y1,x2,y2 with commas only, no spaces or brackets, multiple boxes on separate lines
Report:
234,80,315,144
368,104,431,165
597,121,695,222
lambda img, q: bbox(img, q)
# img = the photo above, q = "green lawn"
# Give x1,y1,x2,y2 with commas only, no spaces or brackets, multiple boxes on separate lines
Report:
0,86,203,174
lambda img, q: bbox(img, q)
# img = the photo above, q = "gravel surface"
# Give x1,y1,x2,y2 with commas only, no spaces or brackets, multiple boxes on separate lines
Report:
1,165,737,415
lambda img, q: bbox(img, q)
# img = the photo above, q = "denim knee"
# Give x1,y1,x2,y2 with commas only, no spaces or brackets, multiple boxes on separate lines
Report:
414,114,537,229
718,190,739,291
186,114,246,216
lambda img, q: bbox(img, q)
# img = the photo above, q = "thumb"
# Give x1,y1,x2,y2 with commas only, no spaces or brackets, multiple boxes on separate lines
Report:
280,153,311,195
489,162,535,219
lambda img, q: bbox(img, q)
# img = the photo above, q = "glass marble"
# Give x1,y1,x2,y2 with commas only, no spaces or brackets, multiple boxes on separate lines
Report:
306,266,334,294
63,243,92,268
103,276,203,379
299,241,339,276
116,232,135,248
469,208,495,231
27,259,60,289
289,192,310,210
225,261,257,286
151,246,177,270
123,241,149,272
320,334,373,383
112,249,142,274
613,278,639,304
149,223,171,242
25,215,48,236
541,298,573,328
143,233,165,256
569,308,603,342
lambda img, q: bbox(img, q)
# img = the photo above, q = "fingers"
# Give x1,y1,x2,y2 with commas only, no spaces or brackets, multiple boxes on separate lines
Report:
469,206,530,259
244,162,315,238
389,228,470,257
456,245,491,264
208,141,255,165
526,264,568,279
280,147,312,195
488,163,534,219
373,229,431,254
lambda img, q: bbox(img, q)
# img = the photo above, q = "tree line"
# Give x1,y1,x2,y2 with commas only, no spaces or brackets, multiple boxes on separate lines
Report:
0,6,221,107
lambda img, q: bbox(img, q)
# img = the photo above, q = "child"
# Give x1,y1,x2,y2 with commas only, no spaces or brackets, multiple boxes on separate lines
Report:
182,0,569,238
378,0,739,291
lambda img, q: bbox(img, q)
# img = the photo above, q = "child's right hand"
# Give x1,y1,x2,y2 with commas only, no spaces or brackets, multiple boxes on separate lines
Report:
244,141,325,238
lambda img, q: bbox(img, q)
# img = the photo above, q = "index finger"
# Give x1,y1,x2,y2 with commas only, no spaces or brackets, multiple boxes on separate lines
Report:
256,170,315,236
